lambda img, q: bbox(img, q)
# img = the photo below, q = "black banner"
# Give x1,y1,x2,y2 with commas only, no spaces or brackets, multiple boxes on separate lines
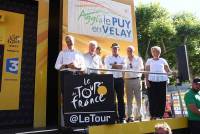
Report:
63,73,115,127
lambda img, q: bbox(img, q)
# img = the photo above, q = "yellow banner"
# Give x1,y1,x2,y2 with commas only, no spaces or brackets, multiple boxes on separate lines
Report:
0,10,24,110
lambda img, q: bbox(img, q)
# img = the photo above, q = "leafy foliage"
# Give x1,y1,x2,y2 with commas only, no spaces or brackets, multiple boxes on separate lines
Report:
135,3,200,77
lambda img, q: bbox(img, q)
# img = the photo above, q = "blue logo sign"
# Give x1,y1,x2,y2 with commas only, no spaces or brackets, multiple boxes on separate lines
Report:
6,58,19,74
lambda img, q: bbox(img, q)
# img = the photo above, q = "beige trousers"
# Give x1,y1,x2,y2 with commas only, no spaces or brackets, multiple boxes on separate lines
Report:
125,78,142,119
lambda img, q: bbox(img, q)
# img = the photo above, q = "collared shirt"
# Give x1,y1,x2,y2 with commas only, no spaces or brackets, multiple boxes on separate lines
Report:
54,49,85,71
145,58,168,82
125,56,144,78
104,55,125,78
184,89,200,121
84,53,103,74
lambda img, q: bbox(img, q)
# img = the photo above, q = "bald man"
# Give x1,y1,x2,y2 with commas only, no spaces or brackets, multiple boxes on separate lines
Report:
84,40,103,74
124,45,144,122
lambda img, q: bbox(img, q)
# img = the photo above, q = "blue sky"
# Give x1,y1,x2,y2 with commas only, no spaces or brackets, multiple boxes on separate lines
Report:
134,0,200,19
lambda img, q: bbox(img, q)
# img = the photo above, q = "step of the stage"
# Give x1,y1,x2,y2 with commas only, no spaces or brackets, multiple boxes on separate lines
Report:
0,128,59,134
0,128,88,134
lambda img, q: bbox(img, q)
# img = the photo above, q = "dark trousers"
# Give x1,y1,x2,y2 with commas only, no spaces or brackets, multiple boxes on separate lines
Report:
148,81,167,118
60,71,73,94
114,78,125,120
188,120,200,134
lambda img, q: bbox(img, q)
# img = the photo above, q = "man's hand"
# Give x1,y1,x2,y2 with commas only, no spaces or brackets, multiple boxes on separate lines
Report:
60,64,68,69
111,64,123,69
67,63,81,70
188,104,200,116
67,63,76,69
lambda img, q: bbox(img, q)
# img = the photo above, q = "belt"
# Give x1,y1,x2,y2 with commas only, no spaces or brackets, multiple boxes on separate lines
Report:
126,77,140,80
114,77,123,79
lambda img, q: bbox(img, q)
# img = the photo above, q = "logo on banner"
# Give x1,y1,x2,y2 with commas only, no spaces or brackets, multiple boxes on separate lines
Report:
68,0,133,42
7,34,21,49
69,114,110,124
71,78,107,109
63,74,115,127
6,58,19,74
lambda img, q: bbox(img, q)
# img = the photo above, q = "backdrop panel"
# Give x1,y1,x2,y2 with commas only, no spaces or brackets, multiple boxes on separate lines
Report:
63,73,115,127
0,0,38,128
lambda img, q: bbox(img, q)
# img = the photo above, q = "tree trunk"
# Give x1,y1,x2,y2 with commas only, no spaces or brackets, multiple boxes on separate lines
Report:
183,36,188,45
161,38,166,53
145,39,151,60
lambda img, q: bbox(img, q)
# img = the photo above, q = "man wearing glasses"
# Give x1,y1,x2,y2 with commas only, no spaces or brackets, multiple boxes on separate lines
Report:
124,45,144,122
84,40,103,74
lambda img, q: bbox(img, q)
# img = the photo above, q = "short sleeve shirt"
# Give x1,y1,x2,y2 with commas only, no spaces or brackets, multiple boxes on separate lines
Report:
125,56,144,78
145,58,168,82
104,55,125,78
84,53,102,74
184,89,200,121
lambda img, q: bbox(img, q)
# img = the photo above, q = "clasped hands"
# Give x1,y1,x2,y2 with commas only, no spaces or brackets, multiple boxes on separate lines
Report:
61,63,81,70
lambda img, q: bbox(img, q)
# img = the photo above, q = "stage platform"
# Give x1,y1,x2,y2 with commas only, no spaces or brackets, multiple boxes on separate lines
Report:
0,127,58,134
0,117,188,134
89,117,188,134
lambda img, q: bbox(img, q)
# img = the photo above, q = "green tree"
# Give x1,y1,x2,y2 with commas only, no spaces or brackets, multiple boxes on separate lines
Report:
136,3,175,60
173,13,200,45
136,4,200,77
171,13,200,76
149,18,176,54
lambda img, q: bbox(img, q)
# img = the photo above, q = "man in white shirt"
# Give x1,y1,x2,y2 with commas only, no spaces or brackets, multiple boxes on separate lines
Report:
55,35,85,127
124,46,144,122
104,43,126,123
84,40,103,74
55,35,85,73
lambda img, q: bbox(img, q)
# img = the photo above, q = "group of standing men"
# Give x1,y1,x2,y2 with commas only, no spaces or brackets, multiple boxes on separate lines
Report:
55,35,172,124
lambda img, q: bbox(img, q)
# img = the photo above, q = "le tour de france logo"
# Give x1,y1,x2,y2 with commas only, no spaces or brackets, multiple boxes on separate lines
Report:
71,78,108,110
